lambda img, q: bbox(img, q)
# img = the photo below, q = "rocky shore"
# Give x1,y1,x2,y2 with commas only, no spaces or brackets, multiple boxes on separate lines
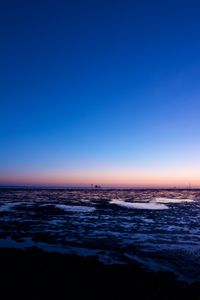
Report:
0,248,199,300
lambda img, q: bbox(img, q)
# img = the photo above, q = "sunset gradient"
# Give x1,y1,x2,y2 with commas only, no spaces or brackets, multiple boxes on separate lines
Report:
1,0,200,187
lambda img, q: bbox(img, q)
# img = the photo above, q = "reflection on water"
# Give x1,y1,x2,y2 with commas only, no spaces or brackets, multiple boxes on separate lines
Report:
0,188,199,282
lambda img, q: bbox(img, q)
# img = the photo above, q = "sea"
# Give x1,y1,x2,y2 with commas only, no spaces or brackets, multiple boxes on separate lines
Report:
0,188,199,282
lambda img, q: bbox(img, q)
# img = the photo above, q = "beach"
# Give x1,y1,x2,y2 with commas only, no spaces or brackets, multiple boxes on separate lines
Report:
0,247,200,300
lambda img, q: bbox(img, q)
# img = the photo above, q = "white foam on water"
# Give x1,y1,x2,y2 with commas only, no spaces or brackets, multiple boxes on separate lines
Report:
55,204,96,213
154,197,194,203
110,199,168,210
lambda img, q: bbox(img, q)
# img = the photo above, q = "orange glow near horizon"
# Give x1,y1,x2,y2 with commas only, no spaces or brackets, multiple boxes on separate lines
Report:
1,168,200,188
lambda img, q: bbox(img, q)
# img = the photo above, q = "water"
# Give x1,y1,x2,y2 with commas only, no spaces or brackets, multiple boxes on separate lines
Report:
0,188,199,282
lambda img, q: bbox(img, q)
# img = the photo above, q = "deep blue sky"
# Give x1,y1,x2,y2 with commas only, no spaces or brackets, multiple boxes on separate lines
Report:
1,0,200,186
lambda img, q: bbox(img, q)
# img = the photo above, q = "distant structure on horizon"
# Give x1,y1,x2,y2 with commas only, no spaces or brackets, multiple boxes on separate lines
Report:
91,184,101,189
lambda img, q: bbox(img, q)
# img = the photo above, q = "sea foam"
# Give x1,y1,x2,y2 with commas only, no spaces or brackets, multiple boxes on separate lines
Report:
110,199,168,210
154,197,194,203
55,204,96,213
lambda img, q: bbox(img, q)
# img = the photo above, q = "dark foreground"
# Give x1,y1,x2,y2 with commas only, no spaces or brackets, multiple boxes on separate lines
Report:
0,248,199,300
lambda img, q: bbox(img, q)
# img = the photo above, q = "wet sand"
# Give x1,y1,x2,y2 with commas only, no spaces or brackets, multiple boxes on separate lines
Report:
0,248,199,300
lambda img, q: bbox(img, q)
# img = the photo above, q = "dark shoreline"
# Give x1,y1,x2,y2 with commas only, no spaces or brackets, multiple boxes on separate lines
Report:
0,248,199,300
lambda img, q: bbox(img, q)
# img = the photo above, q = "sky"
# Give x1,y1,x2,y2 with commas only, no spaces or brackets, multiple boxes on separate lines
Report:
1,0,200,187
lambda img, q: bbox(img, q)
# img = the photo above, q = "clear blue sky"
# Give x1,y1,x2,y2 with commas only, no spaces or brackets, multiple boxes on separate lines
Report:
1,0,200,186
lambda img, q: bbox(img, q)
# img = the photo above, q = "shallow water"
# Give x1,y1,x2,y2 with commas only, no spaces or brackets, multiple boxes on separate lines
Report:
0,188,199,282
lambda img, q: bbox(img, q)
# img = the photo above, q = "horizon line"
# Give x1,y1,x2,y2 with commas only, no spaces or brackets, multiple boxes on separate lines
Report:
0,184,198,190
